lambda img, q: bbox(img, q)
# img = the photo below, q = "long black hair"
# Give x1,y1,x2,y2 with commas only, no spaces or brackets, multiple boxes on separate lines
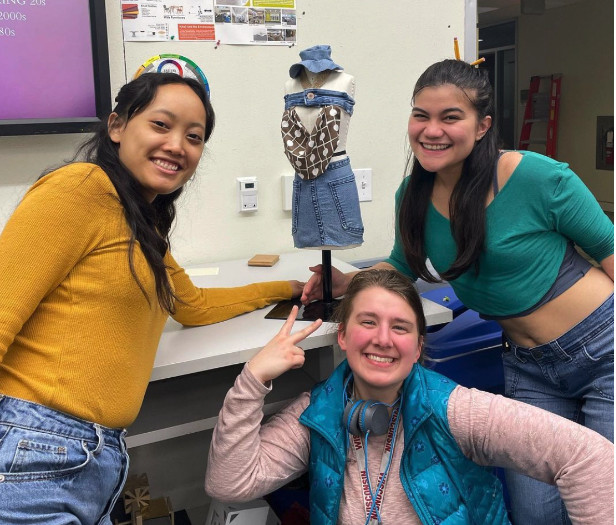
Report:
72,73,215,313
398,59,500,282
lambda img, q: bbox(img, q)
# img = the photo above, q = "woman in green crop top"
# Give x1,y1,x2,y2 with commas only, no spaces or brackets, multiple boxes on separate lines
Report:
302,59,614,525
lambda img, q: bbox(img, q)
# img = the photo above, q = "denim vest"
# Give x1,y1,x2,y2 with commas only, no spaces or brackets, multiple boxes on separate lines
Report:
284,88,355,115
299,361,510,525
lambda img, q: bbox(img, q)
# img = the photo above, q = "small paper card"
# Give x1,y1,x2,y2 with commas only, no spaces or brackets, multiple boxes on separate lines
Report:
185,267,219,276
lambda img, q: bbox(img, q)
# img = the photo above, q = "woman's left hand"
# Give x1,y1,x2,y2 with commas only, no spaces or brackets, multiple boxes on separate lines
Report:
247,305,322,385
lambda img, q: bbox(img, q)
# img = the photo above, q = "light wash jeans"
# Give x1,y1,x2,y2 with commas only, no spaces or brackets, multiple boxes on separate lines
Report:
501,294,614,525
0,395,129,525
292,157,364,249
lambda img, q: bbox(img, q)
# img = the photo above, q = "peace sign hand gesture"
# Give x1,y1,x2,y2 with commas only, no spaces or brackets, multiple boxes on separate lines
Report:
247,306,323,385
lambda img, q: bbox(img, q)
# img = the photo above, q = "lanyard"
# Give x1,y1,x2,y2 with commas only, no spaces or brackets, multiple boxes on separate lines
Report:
351,405,400,525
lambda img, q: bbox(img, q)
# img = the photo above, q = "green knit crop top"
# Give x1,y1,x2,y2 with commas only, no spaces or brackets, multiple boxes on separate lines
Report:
385,152,614,317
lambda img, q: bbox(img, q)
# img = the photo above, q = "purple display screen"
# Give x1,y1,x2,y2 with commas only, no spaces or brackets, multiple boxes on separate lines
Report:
0,0,96,121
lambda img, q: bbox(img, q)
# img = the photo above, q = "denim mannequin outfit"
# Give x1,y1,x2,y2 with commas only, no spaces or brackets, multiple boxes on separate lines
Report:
283,45,364,249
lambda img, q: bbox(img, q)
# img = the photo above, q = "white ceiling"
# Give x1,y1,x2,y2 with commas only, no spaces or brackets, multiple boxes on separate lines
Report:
478,0,586,25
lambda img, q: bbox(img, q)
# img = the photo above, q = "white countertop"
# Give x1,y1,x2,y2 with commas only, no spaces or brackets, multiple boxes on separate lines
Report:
151,252,452,381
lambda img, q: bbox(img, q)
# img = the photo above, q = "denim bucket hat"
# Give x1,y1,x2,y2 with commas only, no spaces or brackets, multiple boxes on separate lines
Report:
289,45,343,78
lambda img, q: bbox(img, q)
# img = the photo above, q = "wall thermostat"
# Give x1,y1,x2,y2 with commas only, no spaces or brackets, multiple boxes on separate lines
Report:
237,177,258,212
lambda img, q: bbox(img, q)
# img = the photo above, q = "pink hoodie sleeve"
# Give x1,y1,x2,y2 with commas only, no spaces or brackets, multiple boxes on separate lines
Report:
448,385,614,524
205,364,310,502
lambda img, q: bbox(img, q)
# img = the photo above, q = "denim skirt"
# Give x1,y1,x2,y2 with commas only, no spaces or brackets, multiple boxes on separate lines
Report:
292,157,364,249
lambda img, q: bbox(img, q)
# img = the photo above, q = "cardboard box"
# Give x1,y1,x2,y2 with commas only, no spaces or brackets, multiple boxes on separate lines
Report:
205,499,280,525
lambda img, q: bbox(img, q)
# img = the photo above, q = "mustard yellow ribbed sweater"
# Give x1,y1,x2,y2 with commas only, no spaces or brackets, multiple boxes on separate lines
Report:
0,163,291,428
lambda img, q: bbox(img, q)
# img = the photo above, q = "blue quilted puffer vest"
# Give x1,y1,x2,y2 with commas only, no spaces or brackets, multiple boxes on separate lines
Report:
299,361,510,525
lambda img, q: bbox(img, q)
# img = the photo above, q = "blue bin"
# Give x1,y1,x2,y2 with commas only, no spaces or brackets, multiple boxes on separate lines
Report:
423,308,505,395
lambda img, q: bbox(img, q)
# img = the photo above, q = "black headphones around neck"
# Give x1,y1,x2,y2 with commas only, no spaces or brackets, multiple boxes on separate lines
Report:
343,399,391,436
342,373,398,436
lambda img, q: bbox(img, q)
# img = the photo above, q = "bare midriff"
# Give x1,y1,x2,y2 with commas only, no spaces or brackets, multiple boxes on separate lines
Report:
498,266,613,348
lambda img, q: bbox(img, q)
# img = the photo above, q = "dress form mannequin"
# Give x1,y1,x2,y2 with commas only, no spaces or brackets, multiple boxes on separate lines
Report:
278,45,364,319
282,67,363,250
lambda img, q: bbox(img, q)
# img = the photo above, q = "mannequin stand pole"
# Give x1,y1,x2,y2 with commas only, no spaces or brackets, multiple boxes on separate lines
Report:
321,249,336,321
322,250,333,304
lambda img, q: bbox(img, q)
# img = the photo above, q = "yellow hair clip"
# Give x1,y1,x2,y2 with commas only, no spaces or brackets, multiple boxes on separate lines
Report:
453,38,485,67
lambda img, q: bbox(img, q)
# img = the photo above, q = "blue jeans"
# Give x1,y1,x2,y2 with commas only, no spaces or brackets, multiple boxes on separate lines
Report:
292,157,364,249
0,395,129,525
501,294,614,525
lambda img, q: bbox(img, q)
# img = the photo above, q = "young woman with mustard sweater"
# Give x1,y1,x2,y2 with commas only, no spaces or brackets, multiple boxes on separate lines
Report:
0,73,301,523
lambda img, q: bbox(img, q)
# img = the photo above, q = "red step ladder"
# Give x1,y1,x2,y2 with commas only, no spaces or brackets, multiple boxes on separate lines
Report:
518,74,562,158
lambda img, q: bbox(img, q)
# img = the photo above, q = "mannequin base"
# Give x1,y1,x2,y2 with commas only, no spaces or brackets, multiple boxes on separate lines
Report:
265,298,340,322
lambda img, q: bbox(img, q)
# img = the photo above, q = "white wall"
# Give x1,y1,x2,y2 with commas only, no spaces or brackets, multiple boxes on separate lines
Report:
0,0,466,268
0,3,468,517
517,0,614,207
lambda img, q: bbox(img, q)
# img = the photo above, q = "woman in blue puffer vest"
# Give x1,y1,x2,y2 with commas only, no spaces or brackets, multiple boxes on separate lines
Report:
206,269,613,525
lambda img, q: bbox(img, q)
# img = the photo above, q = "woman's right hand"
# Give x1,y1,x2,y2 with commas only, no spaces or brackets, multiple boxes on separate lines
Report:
300,264,355,305
247,306,322,385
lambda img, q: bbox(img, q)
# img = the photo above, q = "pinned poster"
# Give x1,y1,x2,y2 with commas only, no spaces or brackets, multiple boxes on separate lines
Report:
120,1,297,45
214,0,297,45
122,1,216,41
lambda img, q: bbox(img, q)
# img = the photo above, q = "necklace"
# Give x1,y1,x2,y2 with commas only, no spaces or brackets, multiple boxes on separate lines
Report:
300,70,330,90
